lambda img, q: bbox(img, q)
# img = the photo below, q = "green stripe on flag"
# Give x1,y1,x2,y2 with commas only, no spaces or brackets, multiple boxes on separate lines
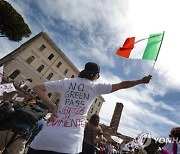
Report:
142,33,163,60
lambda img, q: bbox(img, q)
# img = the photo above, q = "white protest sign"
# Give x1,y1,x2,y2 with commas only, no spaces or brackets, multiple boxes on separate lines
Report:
0,66,3,83
0,83,17,93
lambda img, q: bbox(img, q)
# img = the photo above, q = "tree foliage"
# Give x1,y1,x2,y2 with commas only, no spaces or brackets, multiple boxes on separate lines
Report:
0,0,31,42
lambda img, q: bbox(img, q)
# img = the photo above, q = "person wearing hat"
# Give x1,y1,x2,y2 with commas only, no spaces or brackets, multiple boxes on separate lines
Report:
27,62,152,154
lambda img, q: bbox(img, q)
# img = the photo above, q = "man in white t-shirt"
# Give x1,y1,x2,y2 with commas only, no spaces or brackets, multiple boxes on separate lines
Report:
27,62,152,154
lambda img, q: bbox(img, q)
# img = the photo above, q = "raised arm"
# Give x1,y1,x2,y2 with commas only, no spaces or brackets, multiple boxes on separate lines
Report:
33,84,58,120
111,75,152,93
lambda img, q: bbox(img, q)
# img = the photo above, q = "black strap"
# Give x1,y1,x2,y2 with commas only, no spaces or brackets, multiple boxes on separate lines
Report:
2,125,36,154
2,131,19,154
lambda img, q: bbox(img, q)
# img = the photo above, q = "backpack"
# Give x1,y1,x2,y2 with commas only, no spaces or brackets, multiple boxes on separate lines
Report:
0,101,14,122
13,103,49,127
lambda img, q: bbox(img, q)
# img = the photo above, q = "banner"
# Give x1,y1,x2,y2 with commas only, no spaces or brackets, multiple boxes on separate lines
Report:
0,83,17,93
0,66,3,83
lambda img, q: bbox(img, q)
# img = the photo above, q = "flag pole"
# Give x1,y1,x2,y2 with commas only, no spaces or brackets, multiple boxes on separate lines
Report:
150,31,165,75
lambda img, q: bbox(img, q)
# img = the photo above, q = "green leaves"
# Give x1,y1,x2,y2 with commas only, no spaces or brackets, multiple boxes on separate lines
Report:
0,0,31,42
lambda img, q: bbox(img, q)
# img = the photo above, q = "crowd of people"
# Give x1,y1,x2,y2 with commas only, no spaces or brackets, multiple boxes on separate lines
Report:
0,62,179,154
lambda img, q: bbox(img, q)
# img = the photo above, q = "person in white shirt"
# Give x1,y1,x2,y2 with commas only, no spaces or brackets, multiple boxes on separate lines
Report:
27,62,152,154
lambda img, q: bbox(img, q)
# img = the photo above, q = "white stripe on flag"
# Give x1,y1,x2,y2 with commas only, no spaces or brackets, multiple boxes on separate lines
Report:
129,35,149,59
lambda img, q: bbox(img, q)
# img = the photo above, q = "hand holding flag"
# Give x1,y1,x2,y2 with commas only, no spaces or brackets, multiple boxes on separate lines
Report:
141,75,152,84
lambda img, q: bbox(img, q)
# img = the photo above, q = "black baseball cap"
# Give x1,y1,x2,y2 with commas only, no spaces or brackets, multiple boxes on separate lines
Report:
84,62,100,73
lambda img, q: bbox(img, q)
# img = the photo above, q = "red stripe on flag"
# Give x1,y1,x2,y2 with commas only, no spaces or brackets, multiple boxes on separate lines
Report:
116,37,135,58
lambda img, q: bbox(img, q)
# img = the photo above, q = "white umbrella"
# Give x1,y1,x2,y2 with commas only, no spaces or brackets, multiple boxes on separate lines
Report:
111,135,123,144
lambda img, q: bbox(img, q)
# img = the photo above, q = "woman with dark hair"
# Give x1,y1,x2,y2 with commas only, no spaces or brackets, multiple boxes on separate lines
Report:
89,114,100,126
27,62,151,154
170,127,180,142
161,127,180,154
81,114,104,154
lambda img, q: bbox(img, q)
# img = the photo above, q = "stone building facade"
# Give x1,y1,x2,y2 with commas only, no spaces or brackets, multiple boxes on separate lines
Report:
0,32,105,120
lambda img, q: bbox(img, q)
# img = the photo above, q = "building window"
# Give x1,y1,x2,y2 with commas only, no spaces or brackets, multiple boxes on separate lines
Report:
98,102,101,106
48,93,52,97
94,99,97,104
48,54,54,60
26,78,32,83
9,70,20,79
90,108,94,113
26,55,35,64
20,78,32,87
64,69,69,75
37,65,44,72
71,75,75,78
47,73,53,80
39,44,46,51
56,61,62,68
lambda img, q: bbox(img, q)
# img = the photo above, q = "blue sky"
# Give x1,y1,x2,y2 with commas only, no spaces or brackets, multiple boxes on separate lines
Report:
1,0,180,138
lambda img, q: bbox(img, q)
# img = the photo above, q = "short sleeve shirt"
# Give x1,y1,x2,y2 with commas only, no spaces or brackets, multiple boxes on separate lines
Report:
30,77,112,153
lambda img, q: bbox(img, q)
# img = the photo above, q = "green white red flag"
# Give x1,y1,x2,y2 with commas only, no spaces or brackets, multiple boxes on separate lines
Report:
116,33,164,61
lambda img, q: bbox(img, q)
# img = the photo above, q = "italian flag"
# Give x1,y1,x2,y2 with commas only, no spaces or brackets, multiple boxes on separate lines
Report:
116,33,164,61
